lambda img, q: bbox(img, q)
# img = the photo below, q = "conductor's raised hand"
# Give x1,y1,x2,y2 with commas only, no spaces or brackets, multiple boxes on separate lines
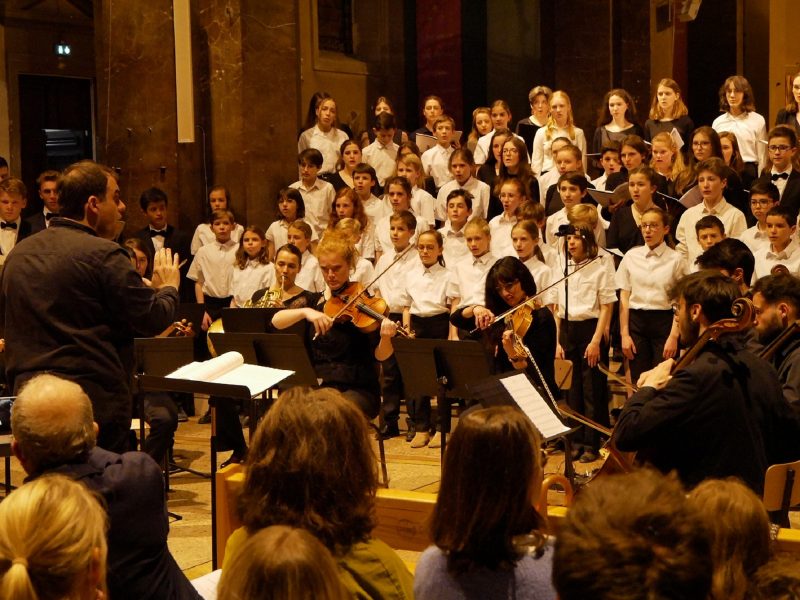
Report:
151,248,181,290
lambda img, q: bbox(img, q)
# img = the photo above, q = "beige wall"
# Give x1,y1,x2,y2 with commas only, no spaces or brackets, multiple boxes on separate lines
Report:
0,25,9,163
768,0,800,124
649,0,674,86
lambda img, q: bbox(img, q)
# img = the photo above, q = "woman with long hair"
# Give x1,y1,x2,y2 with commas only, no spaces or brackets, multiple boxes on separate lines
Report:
226,387,414,598
415,406,557,600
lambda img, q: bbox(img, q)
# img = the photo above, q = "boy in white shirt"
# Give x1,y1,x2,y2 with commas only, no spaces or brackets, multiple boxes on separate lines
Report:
188,209,238,330
353,163,390,223
373,211,420,439
591,142,622,191
675,157,747,266
421,115,456,190
434,148,490,221
447,217,496,309
289,148,335,238
438,189,473,267
546,172,589,247
362,112,399,187
754,205,800,279
737,181,778,255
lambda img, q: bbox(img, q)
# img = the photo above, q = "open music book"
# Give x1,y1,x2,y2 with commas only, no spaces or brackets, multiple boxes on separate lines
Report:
167,351,294,397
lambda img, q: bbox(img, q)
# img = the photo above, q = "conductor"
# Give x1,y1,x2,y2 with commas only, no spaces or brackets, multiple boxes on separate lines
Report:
0,160,181,453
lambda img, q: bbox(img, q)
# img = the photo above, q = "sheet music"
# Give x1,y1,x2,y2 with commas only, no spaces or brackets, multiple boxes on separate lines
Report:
167,351,294,397
500,373,570,438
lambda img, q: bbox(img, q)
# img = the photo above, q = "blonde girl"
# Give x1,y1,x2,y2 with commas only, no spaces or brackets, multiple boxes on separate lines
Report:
531,90,587,176
334,218,375,286
297,94,349,174
396,153,435,228
650,131,686,185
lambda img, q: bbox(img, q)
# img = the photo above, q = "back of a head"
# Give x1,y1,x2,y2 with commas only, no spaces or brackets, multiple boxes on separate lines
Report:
688,479,771,600
238,387,377,551
11,374,96,473
431,406,544,573
553,469,712,600
0,474,107,600
58,160,110,220
748,555,800,600
218,525,349,600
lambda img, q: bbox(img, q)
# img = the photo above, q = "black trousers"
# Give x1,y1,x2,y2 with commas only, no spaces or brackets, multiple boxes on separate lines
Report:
380,312,406,425
628,309,673,383
141,392,179,465
561,318,610,452
408,313,450,430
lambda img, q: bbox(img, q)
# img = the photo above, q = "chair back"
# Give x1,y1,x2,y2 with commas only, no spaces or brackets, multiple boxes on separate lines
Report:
763,459,800,512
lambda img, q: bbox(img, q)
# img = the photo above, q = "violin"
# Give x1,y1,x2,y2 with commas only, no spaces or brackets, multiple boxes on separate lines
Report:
324,282,413,337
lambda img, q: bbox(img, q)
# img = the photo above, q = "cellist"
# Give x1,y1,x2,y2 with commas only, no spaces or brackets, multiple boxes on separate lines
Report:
614,271,800,494
752,272,800,407
270,230,397,419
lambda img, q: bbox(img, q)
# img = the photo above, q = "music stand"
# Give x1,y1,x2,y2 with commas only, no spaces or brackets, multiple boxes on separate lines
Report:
221,307,281,333
392,337,447,446
134,337,208,484
135,375,279,570
467,371,578,486
432,340,494,459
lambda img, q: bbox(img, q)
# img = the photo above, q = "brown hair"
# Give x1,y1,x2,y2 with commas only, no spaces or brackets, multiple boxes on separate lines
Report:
688,479,771,600
217,526,349,600
235,226,269,269
596,88,639,128
430,406,545,573
719,75,757,114
553,469,712,600
327,187,368,232
649,78,690,120
237,387,377,552
718,131,745,174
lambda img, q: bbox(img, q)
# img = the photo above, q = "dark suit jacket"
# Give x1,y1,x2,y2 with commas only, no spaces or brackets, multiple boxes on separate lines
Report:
758,169,800,222
30,448,201,600
24,212,46,235
134,225,194,302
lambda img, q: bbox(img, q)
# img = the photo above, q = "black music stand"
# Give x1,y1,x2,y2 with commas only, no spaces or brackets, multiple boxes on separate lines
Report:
221,307,280,332
392,337,447,446
135,375,279,570
467,371,578,486
134,337,208,482
432,340,494,459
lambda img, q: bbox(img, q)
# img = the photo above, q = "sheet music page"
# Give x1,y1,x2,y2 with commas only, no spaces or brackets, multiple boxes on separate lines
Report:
500,373,570,437
213,363,295,397
167,351,243,381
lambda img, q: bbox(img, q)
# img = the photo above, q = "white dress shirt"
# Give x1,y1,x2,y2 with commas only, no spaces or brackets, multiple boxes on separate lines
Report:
675,199,747,266
351,257,375,287
552,255,617,321
398,262,453,317
411,186,436,229
297,125,349,174
191,223,244,255
187,239,238,298
489,213,518,258
524,255,556,306
531,126,588,175
296,250,325,293
736,223,770,255
290,178,335,238
438,222,470,268
473,131,527,165
754,239,800,280
362,194,392,223
362,140,399,186
421,144,455,189
711,111,767,171
231,260,275,306
372,245,422,313
448,252,497,307
374,213,429,255
435,177,491,221
615,242,688,310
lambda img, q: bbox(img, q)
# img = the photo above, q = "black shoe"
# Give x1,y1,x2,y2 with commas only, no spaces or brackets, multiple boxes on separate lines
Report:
378,422,400,440
198,410,211,424
176,407,188,423
579,449,599,463
570,445,584,461
405,421,417,442
220,450,247,469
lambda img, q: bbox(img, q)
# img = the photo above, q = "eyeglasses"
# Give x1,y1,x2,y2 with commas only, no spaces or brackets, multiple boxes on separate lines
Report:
692,141,711,147
640,223,661,230
494,280,519,294
768,145,792,153
750,199,774,207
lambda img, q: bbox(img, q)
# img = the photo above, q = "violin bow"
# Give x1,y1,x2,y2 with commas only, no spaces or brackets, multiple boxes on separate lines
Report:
469,255,602,334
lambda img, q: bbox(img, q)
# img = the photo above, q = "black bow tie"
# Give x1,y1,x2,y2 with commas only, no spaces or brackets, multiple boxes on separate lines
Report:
1,222,17,230
45,212,59,221
772,172,789,181
149,229,167,237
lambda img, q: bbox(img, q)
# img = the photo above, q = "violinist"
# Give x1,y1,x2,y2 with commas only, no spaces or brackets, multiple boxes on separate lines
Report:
752,273,800,407
450,256,557,391
615,271,800,493
251,244,320,308
270,231,397,419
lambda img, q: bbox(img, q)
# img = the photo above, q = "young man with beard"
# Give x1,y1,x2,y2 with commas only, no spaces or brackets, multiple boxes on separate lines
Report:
614,271,800,493
752,273,800,408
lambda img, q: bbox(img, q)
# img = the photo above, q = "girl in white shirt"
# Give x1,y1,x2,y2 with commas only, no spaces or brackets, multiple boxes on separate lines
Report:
399,230,455,448
512,219,555,309
553,224,616,463
712,75,767,186
333,218,375,286
230,226,275,307
297,95,349,174
266,188,309,261
489,178,525,258
326,187,375,261
396,153,435,229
